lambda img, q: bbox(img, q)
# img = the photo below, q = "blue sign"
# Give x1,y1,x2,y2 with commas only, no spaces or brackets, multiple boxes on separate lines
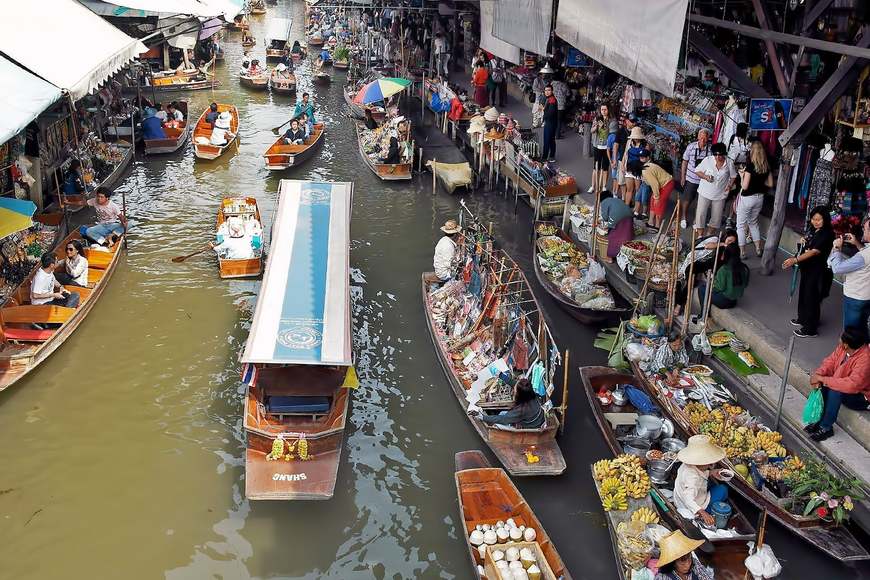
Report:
749,99,793,131
565,48,591,68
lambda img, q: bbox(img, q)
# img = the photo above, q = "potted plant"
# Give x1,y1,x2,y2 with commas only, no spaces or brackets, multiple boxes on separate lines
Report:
786,460,863,525
333,46,350,69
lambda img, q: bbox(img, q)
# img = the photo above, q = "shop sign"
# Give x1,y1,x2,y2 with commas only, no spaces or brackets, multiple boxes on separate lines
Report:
749,99,793,131
565,48,592,68
273,472,307,481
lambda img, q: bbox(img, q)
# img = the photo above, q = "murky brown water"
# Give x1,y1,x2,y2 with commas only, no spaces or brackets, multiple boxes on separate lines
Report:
1,2,869,579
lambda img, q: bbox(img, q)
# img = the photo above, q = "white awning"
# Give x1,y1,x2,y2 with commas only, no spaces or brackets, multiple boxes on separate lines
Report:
0,58,62,145
86,0,243,19
0,0,148,100
266,18,292,43
479,0,520,64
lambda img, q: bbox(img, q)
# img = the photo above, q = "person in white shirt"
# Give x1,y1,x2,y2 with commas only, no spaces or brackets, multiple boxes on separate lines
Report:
212,220,254,260
54,240,88,287
693,142,736,236
828,217,870,331
433,32,449,77
84,187,126,246
425,220,462,283
673,435,729,527
167,102,185,123
31,253,80,308
210,111,235,146
154,103,168,123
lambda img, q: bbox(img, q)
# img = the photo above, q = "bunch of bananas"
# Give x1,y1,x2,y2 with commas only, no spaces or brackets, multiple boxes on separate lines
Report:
612,454,651,499
297,437,311,461
630,507,660,524
601,488,629,512
593,459,617,481
684,402,713,428
721,403,744,417
599,477,623,496
757,431,787,458
782,455,805,478
267,438,285,461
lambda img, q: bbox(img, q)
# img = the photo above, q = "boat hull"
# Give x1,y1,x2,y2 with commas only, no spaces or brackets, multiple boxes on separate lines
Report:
193,104,239,160
356,123,411,181
264,124,324,170
240,75,269,90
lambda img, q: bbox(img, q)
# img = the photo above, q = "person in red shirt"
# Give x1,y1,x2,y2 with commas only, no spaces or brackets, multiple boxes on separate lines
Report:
806,327,870,441
472,63,489,107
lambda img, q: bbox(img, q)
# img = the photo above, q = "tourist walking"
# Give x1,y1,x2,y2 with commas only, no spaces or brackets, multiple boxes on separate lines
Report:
551,76,569,138
433,32,449,77
693,143,736,236
680,128,712,229
783,206,834,338
589,103,612,194
828,216,870,332
735,141,772,258
541,85,558,162
488,58,506,107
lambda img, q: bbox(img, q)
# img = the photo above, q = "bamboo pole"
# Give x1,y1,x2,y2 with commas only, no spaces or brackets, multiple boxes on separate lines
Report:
632,207,677,319
559,349,569,434
431,156,437,194
590,189,602,260
682,226,698,337
665,200,682,330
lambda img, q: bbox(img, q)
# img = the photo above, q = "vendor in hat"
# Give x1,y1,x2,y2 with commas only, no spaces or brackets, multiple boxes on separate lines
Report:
426,219,462,284
209,111,234,146
674,435,729,528
211,219,253,259
274,62,292,79
654,530,707,580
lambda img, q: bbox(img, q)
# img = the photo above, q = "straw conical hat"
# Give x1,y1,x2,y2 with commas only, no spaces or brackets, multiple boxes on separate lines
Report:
657,530,704,567
677,434,726,466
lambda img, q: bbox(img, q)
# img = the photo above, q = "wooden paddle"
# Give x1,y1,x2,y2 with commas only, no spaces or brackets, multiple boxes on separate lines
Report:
172,245,212,263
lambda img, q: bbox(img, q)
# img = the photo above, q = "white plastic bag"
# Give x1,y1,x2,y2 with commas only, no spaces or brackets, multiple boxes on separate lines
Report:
744,543,782,579
585,259,606,284
625,342,653,363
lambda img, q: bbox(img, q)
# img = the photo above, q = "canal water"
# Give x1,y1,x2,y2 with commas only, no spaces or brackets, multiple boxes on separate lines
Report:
0,2,868,578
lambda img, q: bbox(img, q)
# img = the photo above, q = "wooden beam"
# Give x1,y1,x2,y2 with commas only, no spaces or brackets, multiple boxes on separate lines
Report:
690,14,870,60
801,0,835,33
750,0,789,95
689,30,771,99
761,144,794,275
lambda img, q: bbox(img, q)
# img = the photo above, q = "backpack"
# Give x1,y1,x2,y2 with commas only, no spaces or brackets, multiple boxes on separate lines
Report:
490,64,504,83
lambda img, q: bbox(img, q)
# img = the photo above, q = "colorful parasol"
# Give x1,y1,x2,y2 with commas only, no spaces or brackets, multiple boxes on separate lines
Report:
352,77,412,105
0,197,36,240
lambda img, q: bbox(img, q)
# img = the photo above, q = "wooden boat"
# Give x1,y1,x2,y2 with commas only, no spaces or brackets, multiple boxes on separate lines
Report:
631,362,870,562
215,197,264,279
240,71,269,90
0,232,124,392
422,216,567,477
144,102,190,155
193,104,239,160
241,36,256,49
230,15,249,31
532,221,631,325
250,0,266,15
355,123,412,181
264,123,325,171
455,451,571,579
265,17,291,60
343,84,386,123
307,34,325,46
590,464,751,580
56,142,134,210
579,366,757,548
242,179,354,500
313,72,331,85
333,60,348,70
269,69,296,94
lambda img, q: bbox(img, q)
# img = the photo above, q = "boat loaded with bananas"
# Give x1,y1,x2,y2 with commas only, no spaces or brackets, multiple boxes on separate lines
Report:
193,104,239,160
533,221,631,325
214,197,264,279
423,203,567,476
579,366,758,549
264,123,325,170
242,179,355,501
630,360,870,562
455,450,570,579
0,232,125,392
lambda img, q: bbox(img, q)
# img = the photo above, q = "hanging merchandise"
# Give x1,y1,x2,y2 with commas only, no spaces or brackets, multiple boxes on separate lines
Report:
807,157,834,211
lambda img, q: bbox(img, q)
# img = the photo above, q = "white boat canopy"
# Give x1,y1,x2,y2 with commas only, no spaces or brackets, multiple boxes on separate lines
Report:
0,0,147,100
84,0,243,19
242,180,353,367
266,17,292,43
0,58,62,145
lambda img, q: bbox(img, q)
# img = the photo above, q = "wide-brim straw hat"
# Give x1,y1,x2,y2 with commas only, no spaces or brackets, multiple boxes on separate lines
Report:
629,126,646,141
276,63,287,72
440,219,461,234
657,530,704,568
677,434,726,466
484,107,499,122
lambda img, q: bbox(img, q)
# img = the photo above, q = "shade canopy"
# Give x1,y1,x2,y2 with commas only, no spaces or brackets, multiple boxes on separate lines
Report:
0,198,37,240
242,180,353,367
0,58,62,145
0,0,148,100
266,17,292,42
352,78,412,105
85,0,243,19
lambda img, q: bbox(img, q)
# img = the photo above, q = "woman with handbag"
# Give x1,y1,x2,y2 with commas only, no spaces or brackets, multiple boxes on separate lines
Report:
783,206,835,338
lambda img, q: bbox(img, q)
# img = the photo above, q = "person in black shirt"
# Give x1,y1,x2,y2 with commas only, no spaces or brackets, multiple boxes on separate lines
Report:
383,132,400,164
479,379,545,428
283,120,306,144
783,206,835,338
363,108,378,130
541,85,558,162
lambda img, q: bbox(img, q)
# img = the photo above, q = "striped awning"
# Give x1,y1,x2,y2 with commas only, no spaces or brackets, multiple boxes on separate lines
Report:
242,180,353,366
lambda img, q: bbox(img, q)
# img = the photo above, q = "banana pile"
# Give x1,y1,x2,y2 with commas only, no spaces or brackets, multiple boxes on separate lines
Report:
756,431,787,458
266,438,285,461
630,507,660,525
600,477,623,496
683,402,789,460
593,459,617,481
601,488,629,512
297,436,311,461
611,455,651,499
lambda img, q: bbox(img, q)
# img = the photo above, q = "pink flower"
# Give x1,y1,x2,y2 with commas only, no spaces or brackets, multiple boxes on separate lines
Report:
828,499,839,509
819,492,830,501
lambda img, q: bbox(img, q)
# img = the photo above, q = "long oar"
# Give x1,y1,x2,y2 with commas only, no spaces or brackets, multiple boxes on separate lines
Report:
172,245,212,263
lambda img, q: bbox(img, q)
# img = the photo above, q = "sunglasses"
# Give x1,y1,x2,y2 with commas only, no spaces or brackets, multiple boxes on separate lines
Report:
66,247,76,252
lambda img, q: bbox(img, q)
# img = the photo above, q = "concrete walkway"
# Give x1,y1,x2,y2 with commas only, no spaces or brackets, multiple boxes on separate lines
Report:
437,66,870,481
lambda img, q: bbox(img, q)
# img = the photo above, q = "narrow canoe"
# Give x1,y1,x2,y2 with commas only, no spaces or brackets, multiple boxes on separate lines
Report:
263,123,325,170
0,232,124,393
193,104,239,160
307,35,325,46
215,197,264,279
269,70,296,94
242,38,256,48
144,102,190,155
240,72,269,90
356,123,411,181
532,221,632,325
266,48,285,60
631,362,870,562
313,72,331,85
455,451,571,579
579,366,758,548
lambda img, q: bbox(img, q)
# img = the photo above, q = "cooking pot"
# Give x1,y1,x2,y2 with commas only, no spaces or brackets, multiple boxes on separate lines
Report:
623,437,651,459
635,415,663,440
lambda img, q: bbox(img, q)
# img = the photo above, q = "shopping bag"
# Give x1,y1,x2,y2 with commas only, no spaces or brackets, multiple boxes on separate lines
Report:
802,388,824,425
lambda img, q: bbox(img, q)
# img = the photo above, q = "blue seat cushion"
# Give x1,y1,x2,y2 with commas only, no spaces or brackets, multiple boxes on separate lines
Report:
266,395,330,414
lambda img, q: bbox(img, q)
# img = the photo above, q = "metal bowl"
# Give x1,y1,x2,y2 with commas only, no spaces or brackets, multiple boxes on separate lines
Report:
623,437,652,459
660,437,686,453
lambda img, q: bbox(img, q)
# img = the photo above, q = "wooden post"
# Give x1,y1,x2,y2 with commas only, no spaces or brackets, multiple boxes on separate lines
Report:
682,226,698,337
761,144,795,275
666,201,682,330
559,349,569,434
432,156,437,195
590,189,602,260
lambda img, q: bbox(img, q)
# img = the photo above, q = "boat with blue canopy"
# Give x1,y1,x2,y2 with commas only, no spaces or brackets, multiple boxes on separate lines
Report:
241,179,355,501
